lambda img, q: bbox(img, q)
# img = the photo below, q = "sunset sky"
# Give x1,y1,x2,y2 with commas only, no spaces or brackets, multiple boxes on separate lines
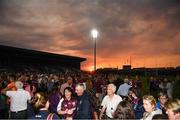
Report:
0,0,180,71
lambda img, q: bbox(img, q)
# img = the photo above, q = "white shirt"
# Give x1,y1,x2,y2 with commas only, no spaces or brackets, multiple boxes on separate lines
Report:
101,94,122,118
57,98,64,112
141,109,162,120
117,83,132,96
6,89,31,112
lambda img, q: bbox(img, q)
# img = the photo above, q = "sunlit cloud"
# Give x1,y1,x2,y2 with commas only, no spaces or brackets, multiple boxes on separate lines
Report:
0,0,179,70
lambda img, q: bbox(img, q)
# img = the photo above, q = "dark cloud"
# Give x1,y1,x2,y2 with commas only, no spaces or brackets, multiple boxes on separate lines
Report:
0,0,179,69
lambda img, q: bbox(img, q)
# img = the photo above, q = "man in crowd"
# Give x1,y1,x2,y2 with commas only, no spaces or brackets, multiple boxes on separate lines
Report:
99,83,122,119
156,91,169,116
1,81,31,119
117,78,132,99
60,76,74,95
74,83,92,119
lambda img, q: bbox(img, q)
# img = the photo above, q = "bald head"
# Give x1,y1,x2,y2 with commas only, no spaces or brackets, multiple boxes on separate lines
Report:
15,81,23,89
107,83,116,95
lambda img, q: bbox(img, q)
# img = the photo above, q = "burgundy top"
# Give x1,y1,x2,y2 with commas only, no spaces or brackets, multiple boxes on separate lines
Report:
60,98,77,118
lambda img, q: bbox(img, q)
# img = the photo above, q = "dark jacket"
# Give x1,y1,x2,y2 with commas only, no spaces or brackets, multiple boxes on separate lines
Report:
28,110,59,119
74,92,92,119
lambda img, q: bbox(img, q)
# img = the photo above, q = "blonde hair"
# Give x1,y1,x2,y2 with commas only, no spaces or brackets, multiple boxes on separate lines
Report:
32,92,48,111
143,95,156,106
165,99,180,113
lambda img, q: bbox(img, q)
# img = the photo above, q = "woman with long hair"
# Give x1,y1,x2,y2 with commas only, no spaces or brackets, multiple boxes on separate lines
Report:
49,83,61,114
57,87,77,120
30,92,59,119
141,95,162,120
128,88,144,119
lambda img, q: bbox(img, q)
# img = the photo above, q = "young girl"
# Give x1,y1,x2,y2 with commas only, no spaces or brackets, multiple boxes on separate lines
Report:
57,87,77,120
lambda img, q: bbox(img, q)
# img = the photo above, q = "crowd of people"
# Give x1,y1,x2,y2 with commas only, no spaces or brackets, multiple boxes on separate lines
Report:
0,69,180,120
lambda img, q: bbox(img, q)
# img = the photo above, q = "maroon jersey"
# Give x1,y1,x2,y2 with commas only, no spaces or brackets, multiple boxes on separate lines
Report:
61,98,77,118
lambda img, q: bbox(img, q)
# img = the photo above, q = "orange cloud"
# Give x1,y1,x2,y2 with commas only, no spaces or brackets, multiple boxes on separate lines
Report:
0,0,179,71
